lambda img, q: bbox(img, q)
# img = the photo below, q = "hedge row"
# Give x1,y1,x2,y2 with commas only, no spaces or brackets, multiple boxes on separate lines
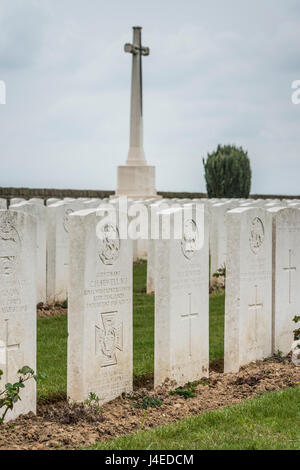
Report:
0,187,299,201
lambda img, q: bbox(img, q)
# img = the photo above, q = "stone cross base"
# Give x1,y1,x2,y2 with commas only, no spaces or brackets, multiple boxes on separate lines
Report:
116,165,160,199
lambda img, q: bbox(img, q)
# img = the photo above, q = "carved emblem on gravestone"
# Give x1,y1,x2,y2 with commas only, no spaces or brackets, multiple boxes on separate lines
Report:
95,312,123,367
181,219,198,260
63,208,74,233
98,224,120,265
249,217,264,254
0,214,21,277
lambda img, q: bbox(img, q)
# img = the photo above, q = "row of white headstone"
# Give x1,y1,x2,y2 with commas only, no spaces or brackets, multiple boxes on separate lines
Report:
1,197,300,422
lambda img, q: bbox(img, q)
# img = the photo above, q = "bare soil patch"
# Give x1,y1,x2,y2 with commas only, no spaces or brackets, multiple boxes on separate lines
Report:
0,357,299,450
37,303,67,318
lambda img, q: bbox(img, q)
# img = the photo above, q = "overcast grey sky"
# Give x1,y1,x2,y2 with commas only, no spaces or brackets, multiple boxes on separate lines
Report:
0,0,299,194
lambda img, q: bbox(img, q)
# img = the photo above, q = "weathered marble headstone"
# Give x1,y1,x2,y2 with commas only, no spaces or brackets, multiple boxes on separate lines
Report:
146,200,170,294
0,199,7,209
154,206,209,387
134,199,158,260
224,207,272,373
29,198,44,206
10,202,47,304
83,198,101,209
10,198,25,206
268,207,300,354
47,201,83,304
67,208,133,404
46,198,61,206
210,201,238,280
0,210,36,421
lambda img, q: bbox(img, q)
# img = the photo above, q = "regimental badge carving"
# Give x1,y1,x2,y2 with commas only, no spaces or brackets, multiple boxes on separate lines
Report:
95,312,123,367
98,224,120,265
181,219,198,260
249,217,264,254
63,208,74,233
0,214,21,277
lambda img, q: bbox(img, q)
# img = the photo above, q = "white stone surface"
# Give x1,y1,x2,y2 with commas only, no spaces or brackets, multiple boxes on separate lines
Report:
124,26,148,166
210,201,238,280
46,201,83,304
67,208,133,404
154,206,209,387
83,198,101,209
146,200,170,293
133,199,159,260
10,198,25,206
0,199,7,209
224,207,272,373
10,202,47,304
268,207,300,355
29,198,44,206
0,210,36,421
117,165,158,199
116,27,158,199
46,198,61,206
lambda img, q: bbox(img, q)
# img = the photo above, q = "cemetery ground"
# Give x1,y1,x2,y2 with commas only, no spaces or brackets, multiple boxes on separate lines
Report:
0,261,299,450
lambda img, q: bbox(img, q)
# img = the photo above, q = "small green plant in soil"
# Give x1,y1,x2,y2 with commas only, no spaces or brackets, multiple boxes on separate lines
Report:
264,350,288,364
213,264,226,280
84,392,102,414
293,315,300,343
0,366,46,424
133,396,163,410
169,382,198,399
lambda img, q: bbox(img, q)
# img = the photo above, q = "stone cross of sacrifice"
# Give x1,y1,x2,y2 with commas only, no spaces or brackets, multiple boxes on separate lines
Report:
124,26,149,166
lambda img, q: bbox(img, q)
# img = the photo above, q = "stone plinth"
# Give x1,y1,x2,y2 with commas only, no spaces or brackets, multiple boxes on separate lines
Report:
116,165,158,199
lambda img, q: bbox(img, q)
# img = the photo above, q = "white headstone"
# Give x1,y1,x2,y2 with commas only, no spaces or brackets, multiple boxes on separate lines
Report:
46,198,61,206
0,199,7,209
210,201,238,280
268,207,300,355
134,199,157,260
224,207,272,372
10,202,47,304
146,200,170,294
29,198,44,206
67,208,133,404
0,210,36,421
83,198,101,209
10,198,25,206
154,206,209,387
47,201,83,304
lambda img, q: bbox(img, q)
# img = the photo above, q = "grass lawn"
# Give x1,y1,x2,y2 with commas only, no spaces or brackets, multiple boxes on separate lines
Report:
37,261,299,450
37,260,225,401
90,386,300,450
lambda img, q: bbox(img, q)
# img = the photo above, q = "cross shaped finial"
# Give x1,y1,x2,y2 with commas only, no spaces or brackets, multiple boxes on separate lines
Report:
124,26,150,56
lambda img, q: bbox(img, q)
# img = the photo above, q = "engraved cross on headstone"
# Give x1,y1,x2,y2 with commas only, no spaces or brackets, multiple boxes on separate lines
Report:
283,249,296,304
0,319,20,380
124,26,150,166
181,293,199,358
